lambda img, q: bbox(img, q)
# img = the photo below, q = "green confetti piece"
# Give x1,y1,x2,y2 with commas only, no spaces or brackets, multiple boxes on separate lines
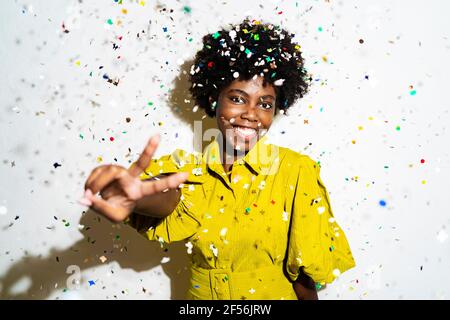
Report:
315,283,322,290
212,32,220,39
107,19,113,25
245,207,251,214
318,26,323,32
395,125,401,131
183,6,191,13
410,90,417,96
253,34,260,41
79,133,84,139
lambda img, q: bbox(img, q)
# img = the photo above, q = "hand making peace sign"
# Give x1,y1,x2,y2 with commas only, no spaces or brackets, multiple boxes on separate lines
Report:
80,134,189,222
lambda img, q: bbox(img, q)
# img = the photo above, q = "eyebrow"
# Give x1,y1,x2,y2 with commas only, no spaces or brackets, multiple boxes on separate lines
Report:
226,89,275,100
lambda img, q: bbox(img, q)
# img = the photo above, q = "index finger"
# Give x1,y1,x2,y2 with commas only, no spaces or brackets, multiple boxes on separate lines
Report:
128,134,160,178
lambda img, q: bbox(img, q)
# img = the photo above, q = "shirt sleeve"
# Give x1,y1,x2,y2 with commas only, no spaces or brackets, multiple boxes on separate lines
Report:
285,155,356,285
124,149,203,244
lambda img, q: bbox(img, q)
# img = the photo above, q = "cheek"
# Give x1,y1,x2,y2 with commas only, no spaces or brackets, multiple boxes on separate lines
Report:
217,105,239,123
259,112,274,128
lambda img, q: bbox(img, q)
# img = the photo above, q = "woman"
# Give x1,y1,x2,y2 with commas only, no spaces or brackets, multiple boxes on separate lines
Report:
80,19,355,300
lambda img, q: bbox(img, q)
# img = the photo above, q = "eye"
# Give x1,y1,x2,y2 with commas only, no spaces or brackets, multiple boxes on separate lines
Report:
229,96,245,104
260,102,273,110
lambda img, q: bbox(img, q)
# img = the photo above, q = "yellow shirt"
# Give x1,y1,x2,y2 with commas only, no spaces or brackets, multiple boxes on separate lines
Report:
126,135,355,299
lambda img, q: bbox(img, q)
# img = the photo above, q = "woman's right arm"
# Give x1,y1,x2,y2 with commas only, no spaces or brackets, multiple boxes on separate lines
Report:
80,135,188,223
132,174,182,218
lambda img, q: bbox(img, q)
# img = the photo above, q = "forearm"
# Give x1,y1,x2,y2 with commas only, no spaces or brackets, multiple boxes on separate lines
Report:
133,187,180,218
132,174,182,218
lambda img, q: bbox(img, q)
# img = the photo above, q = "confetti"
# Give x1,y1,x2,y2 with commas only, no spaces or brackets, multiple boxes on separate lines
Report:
209,244,218,257
160,257,171,264
185,241,193,254
273,79,285,86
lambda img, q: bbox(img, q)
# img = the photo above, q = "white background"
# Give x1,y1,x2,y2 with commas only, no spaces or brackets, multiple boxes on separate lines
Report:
0,0,449,299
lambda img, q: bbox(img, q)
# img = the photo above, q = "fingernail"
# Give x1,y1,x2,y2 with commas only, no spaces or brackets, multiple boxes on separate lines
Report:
85,189,93,198
78,197,92,206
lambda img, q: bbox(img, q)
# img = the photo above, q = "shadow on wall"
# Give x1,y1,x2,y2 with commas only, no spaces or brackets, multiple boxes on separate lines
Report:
0,60,218,299
169,59,218,152
0,210,191,299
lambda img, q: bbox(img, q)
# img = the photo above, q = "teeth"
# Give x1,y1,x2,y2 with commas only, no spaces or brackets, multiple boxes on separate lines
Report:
234,126,256,136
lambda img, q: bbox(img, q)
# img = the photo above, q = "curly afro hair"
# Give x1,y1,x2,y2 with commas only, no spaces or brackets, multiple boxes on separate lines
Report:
188,18,310,118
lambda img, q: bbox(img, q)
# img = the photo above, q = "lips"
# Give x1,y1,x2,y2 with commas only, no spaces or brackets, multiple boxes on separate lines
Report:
232,125,257,141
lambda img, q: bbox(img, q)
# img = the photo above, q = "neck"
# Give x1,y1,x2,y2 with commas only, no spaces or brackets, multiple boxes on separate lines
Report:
220,138,247,173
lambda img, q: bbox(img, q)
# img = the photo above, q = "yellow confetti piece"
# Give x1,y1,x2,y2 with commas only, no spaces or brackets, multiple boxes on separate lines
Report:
322,56,328,62
75,60,81,66
158,121,163,126
421,180,426,184
368,116,374,120
358,126,364,130
139,1,145,6
96,156,103,163
121,8,128,14
351,140,356,144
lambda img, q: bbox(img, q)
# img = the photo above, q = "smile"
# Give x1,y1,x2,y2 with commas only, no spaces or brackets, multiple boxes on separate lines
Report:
232,125,258,141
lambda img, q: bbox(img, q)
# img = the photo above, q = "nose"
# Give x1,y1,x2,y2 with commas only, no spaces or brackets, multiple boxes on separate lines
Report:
240,104,258,123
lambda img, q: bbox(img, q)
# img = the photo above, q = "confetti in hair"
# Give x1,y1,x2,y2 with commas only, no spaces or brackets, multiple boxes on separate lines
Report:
189,18,310,117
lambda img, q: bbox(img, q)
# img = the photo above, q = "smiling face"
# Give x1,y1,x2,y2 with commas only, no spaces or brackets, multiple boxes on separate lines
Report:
213,76,276,157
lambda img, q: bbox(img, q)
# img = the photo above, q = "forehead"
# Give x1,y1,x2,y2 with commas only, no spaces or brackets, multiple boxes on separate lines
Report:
223,76,276,96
